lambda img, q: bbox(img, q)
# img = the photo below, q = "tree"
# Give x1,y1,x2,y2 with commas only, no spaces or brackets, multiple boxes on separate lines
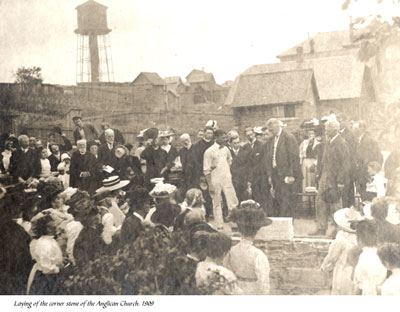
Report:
13,66,43,85
342,0,400,62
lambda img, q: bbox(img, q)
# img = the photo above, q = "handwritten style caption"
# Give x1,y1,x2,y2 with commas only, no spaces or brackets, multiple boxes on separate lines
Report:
14,300,155,309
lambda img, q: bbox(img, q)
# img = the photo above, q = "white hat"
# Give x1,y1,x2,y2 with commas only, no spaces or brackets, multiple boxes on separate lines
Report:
205,120,218,130
253,126,263,135
57,162,65,171
95,176,130,194
150,182,177,198
334,208,364,232
114,145,129,159
61,153,70,161
137,129,148,138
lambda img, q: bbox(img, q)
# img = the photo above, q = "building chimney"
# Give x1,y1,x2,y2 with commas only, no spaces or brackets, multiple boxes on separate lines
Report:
309,39,315,54
349,16,354,42
296,46,304,63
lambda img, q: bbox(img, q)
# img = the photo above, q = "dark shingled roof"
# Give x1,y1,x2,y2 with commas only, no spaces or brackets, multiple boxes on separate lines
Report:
226,54,366,105
131,72,165,86
76,0,107,10
231,69,315,108
186,69,215,84
277,30,354,59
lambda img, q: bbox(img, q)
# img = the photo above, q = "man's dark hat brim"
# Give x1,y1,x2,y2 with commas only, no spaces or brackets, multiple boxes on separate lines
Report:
51,126,63,135
87,140,100,147
143,128,159,140
72,116,82,121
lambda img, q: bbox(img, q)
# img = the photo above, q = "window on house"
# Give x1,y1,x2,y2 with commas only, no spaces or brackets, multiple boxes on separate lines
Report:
284,105,296,117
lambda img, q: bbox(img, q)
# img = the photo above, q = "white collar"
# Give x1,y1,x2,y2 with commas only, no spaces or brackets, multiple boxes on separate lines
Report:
161,144,171,153
358,132,365,143
274,128,283,141
203,138,211,143
133,212,144,222
330,133,340,144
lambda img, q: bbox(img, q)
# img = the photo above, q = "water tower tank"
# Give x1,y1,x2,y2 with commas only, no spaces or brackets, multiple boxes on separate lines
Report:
75,0,110,35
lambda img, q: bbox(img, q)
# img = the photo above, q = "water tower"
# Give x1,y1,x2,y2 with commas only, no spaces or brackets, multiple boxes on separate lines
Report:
75,0,115,83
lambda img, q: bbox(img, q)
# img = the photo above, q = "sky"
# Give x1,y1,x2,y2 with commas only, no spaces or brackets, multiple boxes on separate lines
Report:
0,0,397,85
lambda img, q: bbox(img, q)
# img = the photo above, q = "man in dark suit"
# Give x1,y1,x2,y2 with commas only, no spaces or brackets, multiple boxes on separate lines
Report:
70,139,98,194
9,135,40,184
72,116,99,144
191,126,214,187
228,133,250,204
98,128,120,171
179,133,197,192
99,122,125,145
337,113,357,208
310,119,350,236
353,120,383,201
243,127,270,212
266,119,302,217
47,133,72,172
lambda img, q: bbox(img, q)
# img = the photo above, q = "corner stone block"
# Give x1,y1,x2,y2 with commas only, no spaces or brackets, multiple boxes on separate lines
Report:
255,218,294,241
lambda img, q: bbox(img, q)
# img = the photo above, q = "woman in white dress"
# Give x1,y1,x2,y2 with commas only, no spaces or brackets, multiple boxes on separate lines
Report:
224,200,272,295
195,231,242,295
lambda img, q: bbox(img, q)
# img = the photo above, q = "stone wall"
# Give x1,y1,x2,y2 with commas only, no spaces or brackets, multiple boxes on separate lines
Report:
255,239,332,295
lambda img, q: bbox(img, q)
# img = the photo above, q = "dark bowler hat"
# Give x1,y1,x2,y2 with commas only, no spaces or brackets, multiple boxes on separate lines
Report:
87,140,100,147
72,116,82,122
51,126,63,136
143,128,159,140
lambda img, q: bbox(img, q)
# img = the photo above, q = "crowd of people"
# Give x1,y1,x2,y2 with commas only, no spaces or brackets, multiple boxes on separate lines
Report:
0,112,399,295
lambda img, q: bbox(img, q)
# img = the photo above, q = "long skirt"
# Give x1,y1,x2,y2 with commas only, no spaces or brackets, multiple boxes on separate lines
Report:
301,158,317,192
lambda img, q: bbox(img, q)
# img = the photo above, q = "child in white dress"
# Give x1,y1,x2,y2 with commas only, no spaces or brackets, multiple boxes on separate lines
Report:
321,208,362,295
353,220,387,295
377,243,400,295
365,161,387,201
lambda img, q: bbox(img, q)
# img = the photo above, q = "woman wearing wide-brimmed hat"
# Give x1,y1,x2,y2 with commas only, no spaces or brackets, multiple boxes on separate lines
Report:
144,182,180,231
94,176,130,230
159,130,180,184
321,208,363,295
223,200,272,295
114,144,144,188
66,191,106,265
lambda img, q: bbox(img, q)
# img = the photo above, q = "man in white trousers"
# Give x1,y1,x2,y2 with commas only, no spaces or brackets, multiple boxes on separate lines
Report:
204,129,238,229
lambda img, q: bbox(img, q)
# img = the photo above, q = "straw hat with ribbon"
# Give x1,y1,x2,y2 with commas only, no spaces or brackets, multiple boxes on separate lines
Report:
95,176,130,194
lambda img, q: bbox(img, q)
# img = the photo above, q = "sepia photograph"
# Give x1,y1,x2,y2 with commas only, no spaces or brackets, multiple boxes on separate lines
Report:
1,0,400,307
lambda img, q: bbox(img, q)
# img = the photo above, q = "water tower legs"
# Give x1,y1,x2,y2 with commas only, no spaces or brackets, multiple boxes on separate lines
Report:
89,33,100,82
